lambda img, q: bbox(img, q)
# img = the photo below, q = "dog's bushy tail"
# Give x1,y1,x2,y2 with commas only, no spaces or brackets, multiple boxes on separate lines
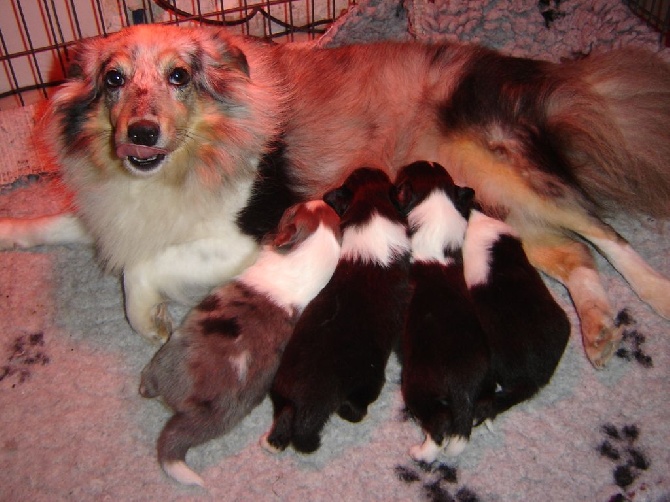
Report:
550,49,670,217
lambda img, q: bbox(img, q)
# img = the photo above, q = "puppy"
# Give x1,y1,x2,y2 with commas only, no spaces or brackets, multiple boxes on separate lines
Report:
462,208,571,418
395,161,495,463
139,200,341,487
261,168,411,454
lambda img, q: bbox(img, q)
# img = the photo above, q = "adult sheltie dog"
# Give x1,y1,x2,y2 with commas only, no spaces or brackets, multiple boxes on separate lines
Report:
1,24,669,368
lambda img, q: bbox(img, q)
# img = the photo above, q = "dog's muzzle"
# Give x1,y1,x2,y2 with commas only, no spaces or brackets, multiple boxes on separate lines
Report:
117,120,169,173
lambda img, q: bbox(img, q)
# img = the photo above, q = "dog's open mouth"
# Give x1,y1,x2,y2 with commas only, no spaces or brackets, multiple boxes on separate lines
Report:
116,144,169,172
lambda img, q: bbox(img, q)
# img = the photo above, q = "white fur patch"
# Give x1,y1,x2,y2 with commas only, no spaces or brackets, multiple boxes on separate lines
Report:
444,435,468,456
239,223,341,311
230,350,251,383
259,431,282,454
162,460,205,487
340,213,410,266
409,433,442,464
462,210,516,288
0,214,92,249
408,190,468,263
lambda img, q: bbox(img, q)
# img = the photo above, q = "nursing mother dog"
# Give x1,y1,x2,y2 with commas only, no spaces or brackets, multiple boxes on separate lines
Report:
0,24,669,368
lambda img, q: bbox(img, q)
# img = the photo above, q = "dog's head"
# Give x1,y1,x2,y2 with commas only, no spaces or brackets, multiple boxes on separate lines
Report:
323,167,404,229
271,200,342,251
47,25,278,183
395,161,475,219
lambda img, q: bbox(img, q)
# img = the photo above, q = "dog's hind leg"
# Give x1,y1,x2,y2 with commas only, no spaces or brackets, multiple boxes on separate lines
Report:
579,227,670,321
521,231,622,368
0,213,92,249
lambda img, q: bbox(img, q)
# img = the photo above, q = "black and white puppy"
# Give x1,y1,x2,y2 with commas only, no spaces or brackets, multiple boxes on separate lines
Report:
463,207,571,418
396,161,496,463
261,167,412,454
139,201,341,487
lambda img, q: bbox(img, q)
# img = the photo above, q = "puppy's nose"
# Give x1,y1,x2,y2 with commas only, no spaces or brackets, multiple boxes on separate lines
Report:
128,120,160,146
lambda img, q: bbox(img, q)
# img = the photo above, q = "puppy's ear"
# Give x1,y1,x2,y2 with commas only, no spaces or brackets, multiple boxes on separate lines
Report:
455,186,476,217
273,221,315,251
394,178,417,215
323,185,353,217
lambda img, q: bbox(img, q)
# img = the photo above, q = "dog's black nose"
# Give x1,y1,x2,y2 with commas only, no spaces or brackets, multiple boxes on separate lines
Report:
128,120,160,146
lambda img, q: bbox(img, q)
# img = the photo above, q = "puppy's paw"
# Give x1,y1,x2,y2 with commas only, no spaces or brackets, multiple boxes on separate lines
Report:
259,432,284,454
444,436,468,456
337,401,367,423
409,435,441,464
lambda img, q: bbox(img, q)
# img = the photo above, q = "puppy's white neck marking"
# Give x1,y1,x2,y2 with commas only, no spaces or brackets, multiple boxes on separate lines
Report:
340,213,410,266
239,223,341,311
462,210,517,287
409,190,467,264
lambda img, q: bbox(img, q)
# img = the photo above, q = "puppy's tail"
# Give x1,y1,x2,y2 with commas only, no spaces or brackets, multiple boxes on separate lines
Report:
157,412,222,488
550,49,670,217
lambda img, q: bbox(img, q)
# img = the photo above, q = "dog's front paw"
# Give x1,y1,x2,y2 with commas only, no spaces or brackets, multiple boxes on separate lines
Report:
123,267,173,343
153,303,173,342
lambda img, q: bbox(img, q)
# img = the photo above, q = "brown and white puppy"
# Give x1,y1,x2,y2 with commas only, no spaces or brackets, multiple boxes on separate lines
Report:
139,200,341,487
396,161,495,463
261,168,411,454
1,25,669,366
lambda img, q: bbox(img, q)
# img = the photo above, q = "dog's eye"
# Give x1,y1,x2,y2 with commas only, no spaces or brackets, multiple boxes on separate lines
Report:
168,67,190,86
104,70,125,89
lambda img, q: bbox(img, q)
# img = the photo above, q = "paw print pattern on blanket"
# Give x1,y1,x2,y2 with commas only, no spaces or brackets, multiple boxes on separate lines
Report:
538,0,566,29
394,461,480,502
597,423,652,501
612,310,653,368
0,332,49,386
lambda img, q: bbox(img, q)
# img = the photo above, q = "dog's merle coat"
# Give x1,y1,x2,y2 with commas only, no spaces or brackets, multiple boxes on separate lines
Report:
262,168,411,454
139,201,341,486
395,161,495,462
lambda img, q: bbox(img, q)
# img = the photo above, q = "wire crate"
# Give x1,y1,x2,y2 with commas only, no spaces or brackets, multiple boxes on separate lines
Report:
626,0,670,46
0,0,356,110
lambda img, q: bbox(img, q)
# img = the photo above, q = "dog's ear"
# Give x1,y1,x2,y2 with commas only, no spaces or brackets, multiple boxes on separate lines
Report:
323,185,354,217
194,31,251,101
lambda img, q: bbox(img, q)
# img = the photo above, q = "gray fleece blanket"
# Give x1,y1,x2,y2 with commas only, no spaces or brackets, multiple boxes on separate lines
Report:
1,1,669,501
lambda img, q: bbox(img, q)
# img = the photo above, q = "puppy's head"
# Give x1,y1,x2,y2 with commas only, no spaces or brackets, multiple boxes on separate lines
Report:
271,200,342,251
48,25,260,182
395,161,475,219
323,167,403,228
